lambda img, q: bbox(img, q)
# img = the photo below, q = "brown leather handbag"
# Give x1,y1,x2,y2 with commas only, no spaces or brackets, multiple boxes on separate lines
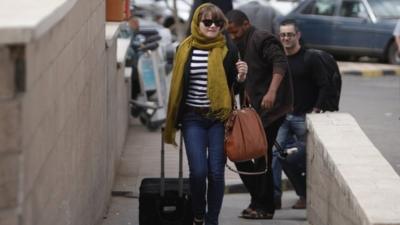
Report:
224,88,268,174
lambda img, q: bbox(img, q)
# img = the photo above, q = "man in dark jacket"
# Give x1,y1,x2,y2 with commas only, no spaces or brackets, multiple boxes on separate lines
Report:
272,19,330,210
226,10,293,219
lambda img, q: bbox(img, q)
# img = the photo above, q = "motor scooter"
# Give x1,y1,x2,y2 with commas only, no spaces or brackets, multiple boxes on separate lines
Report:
129,29,170,131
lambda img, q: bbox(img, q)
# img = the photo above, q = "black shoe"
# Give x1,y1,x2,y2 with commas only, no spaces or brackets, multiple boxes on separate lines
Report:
292,197,306,209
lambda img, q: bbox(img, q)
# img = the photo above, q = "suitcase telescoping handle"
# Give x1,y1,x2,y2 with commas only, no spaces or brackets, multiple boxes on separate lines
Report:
160,128,184,197
161,128,165,196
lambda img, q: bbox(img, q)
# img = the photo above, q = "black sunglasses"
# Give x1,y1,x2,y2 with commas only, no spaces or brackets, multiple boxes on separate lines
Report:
201,19,224,28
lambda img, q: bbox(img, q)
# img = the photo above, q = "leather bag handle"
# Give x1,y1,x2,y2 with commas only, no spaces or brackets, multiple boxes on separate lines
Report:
229,83,252,109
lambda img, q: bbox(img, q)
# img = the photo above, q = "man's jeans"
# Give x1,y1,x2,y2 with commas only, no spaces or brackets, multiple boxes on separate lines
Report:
272,114,307,199
182,112,226,225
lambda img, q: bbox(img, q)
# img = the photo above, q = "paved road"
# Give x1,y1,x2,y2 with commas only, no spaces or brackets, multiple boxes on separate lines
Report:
340,75,400,175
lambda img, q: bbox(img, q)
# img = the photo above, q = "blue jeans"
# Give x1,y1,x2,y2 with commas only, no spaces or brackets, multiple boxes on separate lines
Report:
272,114,307,199
182,112,226,225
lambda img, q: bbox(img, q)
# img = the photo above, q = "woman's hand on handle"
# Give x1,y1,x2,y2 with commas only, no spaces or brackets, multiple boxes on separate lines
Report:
236,60,247,82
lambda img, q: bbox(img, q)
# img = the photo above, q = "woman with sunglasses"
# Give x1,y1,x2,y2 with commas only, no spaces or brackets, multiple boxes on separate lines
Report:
164,3,247,225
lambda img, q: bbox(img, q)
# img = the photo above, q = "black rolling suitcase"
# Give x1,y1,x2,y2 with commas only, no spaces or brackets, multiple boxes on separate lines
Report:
139,128,193,225
275,142,306,197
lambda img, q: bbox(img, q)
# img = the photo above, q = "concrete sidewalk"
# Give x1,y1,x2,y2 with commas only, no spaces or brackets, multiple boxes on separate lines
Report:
99,118,307,225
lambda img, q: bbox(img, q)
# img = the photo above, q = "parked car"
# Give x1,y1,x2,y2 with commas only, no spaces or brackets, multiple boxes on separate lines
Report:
233,0,299,15
283,0,400,64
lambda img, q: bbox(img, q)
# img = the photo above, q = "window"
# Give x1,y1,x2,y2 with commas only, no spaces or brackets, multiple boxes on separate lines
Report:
301,0,336,16
301,1,314,14
340,1,369,18
368,0,400,19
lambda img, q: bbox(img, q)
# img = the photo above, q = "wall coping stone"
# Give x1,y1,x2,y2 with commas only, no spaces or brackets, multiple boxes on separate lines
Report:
105,22,121,48
0,0,77,44
307,113,400,224
105,22,130,70
116,38,130,69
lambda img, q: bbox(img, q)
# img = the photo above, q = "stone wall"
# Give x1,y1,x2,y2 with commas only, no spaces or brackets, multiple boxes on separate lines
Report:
307,113,400,225
0,0,129,224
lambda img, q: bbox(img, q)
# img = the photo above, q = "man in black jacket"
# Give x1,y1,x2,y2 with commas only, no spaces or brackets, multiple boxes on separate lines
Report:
226,10,293,219
272,19,330,210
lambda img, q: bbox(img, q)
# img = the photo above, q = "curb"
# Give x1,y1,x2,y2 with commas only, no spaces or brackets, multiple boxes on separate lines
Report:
342,68,400,77
338,61,400,77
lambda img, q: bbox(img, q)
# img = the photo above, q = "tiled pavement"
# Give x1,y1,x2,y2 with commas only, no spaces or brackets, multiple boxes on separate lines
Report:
99,118,307,225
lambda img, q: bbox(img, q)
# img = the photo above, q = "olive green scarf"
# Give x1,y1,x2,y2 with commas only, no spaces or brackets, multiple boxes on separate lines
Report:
164,3,231,145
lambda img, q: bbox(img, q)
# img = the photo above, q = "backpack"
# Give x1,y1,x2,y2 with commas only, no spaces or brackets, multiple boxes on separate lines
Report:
305,49,342,111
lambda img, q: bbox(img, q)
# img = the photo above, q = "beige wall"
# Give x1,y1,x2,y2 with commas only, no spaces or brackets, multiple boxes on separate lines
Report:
307,113,400,225
0,0,129,224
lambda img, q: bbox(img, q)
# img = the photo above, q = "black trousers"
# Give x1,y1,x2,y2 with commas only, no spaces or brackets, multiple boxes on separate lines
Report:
234,116,285,214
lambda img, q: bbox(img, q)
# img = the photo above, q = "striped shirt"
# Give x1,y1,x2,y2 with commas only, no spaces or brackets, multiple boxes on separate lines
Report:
185,49,210,107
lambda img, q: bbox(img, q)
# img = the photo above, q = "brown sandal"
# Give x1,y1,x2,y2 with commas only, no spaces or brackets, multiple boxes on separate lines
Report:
193,217,204,225
241,209,273,220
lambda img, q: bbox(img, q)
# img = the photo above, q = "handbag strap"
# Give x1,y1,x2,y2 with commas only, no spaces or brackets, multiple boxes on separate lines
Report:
225,161,268,175
229,84,252,109
229,84,238,109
